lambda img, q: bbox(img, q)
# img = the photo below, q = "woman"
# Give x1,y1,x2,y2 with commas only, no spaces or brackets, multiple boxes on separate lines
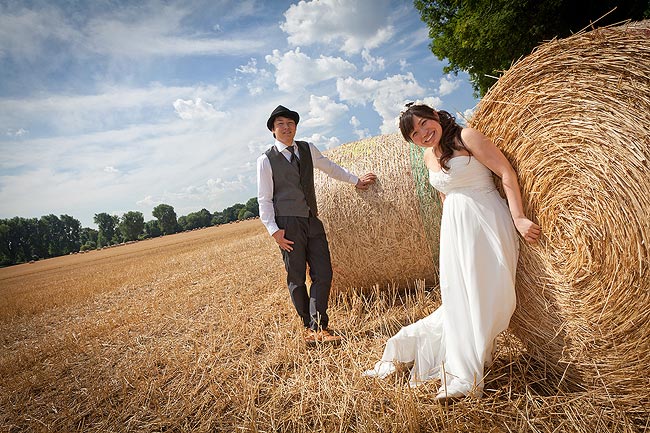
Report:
363,103,540,400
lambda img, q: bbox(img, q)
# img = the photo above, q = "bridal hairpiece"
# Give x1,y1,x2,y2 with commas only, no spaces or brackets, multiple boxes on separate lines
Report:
399,101,415,118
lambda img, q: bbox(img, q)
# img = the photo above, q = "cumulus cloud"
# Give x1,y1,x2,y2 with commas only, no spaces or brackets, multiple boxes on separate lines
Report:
301,133,341,150
136,195,158,207
173,98,225,121
6,128,28,137
350,116,370,140
265,48,356,92
361,49,385,73
281,0,394,55
236,58,273,96
337,73,428,134
103,166,119,173
459,107,476,125
301,95,349,128
438,74,461,96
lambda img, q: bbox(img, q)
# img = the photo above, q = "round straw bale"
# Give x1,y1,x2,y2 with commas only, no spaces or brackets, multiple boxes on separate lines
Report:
470,21,650,407
314,134,442,291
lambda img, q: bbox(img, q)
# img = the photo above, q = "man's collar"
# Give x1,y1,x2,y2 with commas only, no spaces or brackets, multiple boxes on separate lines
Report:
275,139,295,150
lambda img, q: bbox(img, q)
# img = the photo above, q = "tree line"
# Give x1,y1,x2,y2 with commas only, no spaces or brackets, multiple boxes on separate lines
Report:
0,197,259,267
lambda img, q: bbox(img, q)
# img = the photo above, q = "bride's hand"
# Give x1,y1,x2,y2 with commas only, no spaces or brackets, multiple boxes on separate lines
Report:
514,217,540,243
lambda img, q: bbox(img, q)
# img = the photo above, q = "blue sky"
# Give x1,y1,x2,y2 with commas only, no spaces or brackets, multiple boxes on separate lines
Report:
0,0,479,228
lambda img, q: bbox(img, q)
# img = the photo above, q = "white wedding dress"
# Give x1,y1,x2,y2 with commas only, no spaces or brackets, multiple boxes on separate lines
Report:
364,156,519,397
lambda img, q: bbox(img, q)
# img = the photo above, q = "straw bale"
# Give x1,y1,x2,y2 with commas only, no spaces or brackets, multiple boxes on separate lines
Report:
314,134,441,291
469,21,650,408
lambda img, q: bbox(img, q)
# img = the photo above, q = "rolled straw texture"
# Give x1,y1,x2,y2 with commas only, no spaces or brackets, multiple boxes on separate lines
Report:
470,21,650,407
314,134,442,291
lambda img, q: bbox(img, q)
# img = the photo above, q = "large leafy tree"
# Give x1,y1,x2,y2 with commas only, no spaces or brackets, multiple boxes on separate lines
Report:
40,214,65,256
119,211,145,241
60,214,81,254
94,212,117,247
179,208,213,231
245,197,259,217
152,204,178,235
144,220,162,238
80,227,98,250
415,0,650,96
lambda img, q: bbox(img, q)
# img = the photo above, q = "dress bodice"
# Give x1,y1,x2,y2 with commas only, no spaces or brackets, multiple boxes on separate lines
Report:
428,156,495,195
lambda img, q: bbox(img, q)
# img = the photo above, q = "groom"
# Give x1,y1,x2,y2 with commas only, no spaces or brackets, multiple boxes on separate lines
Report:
256,105,376,346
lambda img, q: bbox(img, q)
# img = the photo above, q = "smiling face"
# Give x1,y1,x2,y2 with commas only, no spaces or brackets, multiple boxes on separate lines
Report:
409,114,442,149
272,116,297,146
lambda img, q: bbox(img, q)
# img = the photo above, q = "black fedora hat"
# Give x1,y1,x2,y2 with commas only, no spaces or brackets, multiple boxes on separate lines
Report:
267,105,300,131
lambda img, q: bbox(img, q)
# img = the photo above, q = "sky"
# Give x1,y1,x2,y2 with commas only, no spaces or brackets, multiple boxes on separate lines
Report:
0,0,479,228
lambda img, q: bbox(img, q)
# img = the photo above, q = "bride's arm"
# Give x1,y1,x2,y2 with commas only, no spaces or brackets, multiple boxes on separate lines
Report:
461,127,540,243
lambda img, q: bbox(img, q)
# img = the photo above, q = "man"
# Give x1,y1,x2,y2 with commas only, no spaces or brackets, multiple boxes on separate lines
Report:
257,105,376,346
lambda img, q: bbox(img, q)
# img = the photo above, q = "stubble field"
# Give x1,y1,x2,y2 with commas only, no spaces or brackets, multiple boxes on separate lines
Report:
0,219,646,432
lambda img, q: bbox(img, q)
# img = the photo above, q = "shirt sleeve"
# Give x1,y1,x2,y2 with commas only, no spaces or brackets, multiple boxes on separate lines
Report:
256,153,279,236
309,142,359,185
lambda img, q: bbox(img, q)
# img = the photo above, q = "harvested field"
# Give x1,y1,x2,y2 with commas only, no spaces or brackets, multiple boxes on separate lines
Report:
1,219,647,432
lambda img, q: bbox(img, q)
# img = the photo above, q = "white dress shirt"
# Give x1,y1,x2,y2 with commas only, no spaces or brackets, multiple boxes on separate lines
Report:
257,140,359,235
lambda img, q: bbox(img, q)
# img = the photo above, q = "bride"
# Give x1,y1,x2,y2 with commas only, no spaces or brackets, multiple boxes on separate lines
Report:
363,103,540,400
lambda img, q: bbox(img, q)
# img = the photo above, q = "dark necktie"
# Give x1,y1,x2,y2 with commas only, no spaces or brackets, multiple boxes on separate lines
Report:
287,146,300,169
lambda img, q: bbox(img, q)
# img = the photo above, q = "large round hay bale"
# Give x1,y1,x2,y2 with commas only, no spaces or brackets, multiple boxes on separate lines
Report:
314,134,441,291
470,21,650,407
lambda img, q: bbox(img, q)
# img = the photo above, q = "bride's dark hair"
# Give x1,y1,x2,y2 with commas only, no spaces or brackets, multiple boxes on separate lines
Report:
399,103,468,170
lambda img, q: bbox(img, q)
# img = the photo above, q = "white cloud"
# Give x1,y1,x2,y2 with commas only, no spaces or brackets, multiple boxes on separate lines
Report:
136,195,158,207
6,128,28,137
236,58,273,96
361,49,385,73
438,74,461,96
350,116,370,140
337,73,428,134
236,58,259,74
281,0,394,55
0,6,82,62
459,107,476,125
301,133,341,150
265,48,356,92
0,84,232,135
301,95,349,128
0,3,265,64
173,98,225,121
104,166,119,173
86,4,265,58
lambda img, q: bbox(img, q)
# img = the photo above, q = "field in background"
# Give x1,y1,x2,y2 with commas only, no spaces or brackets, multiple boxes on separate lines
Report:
1,219,646,432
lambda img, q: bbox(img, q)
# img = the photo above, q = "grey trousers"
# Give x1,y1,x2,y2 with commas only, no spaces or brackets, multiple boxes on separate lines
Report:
276,215,333,330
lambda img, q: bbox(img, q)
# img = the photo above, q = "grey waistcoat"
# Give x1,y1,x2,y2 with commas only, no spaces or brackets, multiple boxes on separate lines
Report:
265,140,318,217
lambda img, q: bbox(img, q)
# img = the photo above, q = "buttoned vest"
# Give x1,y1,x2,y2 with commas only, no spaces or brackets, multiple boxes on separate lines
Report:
265,140,318,217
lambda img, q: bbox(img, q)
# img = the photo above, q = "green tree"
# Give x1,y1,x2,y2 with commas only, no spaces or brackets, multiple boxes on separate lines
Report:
177,215,188,231
152,204,178,235
182,208,212,230
40,214,65,257
119,211,145,241
222,203,245,223
211,211,226,226
80,227,98,249
60,214,81,254
0,222,10,265
94,212,117,247
415,0,650,96
245,197,259,217
144,220,162,238
0,217,37,264
239,210,255,220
